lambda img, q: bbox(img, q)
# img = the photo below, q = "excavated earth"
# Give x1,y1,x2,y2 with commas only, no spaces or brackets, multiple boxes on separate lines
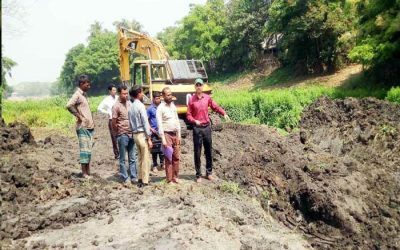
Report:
1,96,399,249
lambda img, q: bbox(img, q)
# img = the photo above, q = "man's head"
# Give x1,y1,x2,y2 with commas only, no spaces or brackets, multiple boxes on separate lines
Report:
194,78,204,94
129,85,143,101
78,74,90,92
162,87,173,104
118,86,129,102
153,92,162,106
108,84,117,97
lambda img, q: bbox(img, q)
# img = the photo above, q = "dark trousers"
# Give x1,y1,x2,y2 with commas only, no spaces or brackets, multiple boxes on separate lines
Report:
108,119,119,158
151,134,164,167
152,153,164,167
193,124,212,177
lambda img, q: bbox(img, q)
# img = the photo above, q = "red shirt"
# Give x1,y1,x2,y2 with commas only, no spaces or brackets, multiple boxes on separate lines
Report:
187,93,225,125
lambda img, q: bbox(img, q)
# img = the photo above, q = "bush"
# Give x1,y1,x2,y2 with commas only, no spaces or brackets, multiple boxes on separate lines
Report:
386,87,400,104
213,86,332,129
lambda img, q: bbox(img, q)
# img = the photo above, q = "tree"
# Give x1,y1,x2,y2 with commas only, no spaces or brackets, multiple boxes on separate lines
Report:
267,0,357,74
1,55,17,117
59,44,85,94
158,0,229,72
88,21,104,41
349,0,400,82
113,19,144,32
74,31,119,94
223,0,272,71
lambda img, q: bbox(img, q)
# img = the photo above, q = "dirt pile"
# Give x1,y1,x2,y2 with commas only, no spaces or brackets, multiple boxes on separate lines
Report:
0,153,118,242
0,122,35,151
1,97,398,249
213,96,400,249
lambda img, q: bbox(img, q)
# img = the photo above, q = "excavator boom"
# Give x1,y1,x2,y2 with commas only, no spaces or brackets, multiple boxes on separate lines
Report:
118,28,170,83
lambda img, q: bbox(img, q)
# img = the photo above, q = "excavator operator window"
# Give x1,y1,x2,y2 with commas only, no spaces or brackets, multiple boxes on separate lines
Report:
141,65,148,85
151,64,167,81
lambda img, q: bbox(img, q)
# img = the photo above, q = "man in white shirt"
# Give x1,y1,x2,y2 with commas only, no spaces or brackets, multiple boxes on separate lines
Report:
97,84,119,159
156,87,181,184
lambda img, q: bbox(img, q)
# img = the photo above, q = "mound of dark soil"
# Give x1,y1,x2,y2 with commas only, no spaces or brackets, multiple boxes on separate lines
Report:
214,97,400,249
0,122,35,151
0,153,117,241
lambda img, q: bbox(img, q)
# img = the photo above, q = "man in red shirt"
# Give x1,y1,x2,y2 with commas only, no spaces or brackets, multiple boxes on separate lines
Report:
187,78,230,182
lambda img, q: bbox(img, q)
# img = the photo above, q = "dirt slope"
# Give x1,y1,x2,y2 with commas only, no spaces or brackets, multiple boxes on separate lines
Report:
0,114,310,250
1,96,399,249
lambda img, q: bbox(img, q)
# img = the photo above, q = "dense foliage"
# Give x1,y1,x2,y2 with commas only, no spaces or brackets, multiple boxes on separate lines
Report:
349,0,400,83
57,0,399,94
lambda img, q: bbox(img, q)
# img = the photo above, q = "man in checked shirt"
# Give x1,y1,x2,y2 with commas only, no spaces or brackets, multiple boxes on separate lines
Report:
187,78,230,183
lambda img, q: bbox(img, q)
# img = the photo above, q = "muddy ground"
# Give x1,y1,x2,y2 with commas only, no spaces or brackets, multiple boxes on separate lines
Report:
1,96,399,249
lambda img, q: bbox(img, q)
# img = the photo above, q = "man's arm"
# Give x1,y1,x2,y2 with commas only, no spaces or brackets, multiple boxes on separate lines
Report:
111,105,118,133
174,105,181,140
208,96,225,116
66,93,82,121
140,105,151,137
156,106,167,146
140,105,153,148
186,98,195,124
147,107,157,134
97,97,109,115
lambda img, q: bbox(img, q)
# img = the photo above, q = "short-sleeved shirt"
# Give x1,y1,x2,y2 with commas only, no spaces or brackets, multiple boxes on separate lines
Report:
66,88,94,129
147,104,158,131
112,100,132,136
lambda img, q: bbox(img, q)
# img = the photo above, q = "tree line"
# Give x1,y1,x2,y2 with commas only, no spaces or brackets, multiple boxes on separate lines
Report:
55,0,399,95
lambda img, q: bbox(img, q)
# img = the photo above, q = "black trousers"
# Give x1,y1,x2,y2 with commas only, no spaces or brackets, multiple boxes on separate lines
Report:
150,134,164,166
193,124,212,177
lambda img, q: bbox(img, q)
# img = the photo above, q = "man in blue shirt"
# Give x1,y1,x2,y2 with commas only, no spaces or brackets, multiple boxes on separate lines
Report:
147,92,164,172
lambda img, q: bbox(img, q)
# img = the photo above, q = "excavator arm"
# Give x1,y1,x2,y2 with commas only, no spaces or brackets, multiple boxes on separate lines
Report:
118,27,170,84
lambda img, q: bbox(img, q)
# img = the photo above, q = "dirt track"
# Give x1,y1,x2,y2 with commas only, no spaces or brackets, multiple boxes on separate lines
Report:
1,96,399,249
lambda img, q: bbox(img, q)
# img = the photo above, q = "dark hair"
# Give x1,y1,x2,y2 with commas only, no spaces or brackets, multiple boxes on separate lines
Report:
153,91,161,98
129,85,142,98
161,87,170,95
108,84,116,91
77,74,90,86
118,85,128,93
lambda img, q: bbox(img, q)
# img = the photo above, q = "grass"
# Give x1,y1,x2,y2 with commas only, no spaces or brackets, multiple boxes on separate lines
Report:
220,181,243,194
253,66,295,88
212,67,399,130
2,67,399,132
209,70,250,85
2,95,104,131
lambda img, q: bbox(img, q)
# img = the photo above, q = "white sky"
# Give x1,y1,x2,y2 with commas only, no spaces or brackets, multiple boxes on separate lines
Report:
2,0,207,85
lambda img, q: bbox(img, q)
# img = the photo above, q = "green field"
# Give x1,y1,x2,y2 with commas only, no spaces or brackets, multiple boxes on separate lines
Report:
2,85,399,131
2,95,104,130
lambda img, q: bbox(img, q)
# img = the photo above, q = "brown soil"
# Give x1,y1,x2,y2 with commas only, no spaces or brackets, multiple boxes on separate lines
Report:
1,96,399,249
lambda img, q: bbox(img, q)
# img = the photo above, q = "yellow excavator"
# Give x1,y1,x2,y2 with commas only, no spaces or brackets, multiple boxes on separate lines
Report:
118,27,212,116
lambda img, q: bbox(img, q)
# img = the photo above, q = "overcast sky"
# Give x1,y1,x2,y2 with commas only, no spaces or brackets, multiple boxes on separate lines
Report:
2,0,207,85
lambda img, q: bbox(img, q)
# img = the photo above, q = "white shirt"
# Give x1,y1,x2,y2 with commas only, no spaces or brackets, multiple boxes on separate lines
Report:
97,95,118,119
156,101,181,142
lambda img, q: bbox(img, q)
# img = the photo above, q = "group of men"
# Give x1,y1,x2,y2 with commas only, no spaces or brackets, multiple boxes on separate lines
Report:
66,75,229,187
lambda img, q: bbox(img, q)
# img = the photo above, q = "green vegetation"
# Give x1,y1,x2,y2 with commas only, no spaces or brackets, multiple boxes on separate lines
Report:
220,181,243,194
3,96,104,129
385,87,400,104
213,82,397,130
349,0,400,83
